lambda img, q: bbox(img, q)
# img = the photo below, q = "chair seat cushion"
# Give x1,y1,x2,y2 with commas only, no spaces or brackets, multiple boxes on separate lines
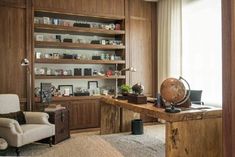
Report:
0,111,26,125
21,124,55,145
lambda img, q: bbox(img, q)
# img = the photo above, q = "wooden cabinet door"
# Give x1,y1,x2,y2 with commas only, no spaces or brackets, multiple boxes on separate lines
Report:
0,0,32,110
67,100,100,130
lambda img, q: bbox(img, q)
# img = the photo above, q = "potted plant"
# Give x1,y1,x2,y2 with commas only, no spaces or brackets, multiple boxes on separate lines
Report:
120,84,131,96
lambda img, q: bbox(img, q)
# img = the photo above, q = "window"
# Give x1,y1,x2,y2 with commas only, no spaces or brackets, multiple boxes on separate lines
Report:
182,0,222,106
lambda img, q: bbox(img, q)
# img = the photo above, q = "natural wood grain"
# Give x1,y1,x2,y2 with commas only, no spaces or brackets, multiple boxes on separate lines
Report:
35,75,126,80
35,41,126,50
35,59,125,64
101,97,222,123
166,118,222,157
100,102,120,134
34,24,125,37
120,108,140,132
33,0,125,19
101,97,222,157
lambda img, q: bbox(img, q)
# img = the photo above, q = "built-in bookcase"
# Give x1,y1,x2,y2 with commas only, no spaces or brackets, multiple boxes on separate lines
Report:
33,10,126,100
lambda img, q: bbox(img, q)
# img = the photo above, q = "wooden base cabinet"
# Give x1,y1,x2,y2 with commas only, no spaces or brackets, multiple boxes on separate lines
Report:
59,99,100,130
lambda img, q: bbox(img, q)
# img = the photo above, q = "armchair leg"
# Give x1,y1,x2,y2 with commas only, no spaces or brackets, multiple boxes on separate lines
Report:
49,137,53,147
16,147,20,156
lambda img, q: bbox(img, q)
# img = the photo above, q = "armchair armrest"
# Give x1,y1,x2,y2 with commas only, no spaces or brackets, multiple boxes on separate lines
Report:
24,112,51,125
0,118,23,134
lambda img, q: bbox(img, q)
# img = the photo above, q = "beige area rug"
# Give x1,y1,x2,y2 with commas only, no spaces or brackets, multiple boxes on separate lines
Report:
5,125,165,157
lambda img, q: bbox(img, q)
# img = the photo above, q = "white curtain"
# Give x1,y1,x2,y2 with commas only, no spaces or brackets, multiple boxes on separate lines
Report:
157,0,182,91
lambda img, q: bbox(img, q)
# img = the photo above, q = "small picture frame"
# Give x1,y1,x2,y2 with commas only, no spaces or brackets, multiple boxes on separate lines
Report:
58,85,73,96
88,81,98,89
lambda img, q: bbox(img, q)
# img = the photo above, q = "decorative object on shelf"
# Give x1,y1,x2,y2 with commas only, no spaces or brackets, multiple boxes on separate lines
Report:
63,70,72,76
63,54,74,59
88,81,98,89
58,85,73,96
63,38,73,43
35,34,44,41
114,67,137,98
160,76,191,113
84,68,92,76
52,18,59,25
101,89,108,95
56,35,61,42
90,40,100,44
53,53,60,59
106,68,113,77
110,54,115,60
74,68,82,76
74,88,90,96
43,17,50,24
40,83,54,104
35,52,41,59
73,23,90,28
115,23,121,30
92,55,101,60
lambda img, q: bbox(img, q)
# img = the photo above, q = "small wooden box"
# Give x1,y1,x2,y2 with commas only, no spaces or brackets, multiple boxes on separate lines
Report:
128,94,147,104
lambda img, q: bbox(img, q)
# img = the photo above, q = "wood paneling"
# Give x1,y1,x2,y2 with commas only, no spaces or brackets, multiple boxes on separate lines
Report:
127,0,157,96
33,0,125,18
0,4,26,99
222,0,235,156
0,0,32,110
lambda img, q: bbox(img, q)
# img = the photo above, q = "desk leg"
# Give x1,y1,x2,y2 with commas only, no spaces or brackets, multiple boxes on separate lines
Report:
165,118,222,157
121,108,140,132
100,102,121,135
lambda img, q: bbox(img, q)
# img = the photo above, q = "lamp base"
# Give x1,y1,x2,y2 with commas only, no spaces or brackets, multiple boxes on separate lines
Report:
165,105,181,113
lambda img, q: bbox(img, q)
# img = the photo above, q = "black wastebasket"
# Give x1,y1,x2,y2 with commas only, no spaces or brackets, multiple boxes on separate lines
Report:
131,119,143,135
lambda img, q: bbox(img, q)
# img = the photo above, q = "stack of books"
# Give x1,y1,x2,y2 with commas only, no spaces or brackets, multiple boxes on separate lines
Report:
44,104,66,112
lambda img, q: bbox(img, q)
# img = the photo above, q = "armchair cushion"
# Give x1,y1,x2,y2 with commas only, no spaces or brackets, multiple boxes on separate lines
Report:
24,112,51,125
0,111,26,125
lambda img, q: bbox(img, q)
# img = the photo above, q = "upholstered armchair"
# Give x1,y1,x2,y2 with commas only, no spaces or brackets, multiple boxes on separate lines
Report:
0,94,55,156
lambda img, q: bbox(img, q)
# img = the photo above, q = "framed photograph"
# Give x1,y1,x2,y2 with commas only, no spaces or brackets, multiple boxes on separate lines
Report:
88,81,98,89
58,85,73,96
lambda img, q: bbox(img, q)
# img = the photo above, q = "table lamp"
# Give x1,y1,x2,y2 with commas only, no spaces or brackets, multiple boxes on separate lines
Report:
114,67,136,98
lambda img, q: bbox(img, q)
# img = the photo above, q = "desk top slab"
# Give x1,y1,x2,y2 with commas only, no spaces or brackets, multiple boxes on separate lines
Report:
101,97,222,122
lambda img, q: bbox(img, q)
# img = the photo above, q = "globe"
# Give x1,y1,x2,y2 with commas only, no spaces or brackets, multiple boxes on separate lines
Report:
160,78,187,105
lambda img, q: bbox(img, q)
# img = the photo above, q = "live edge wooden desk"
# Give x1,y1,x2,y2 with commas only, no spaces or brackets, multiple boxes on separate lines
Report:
100,97,222,157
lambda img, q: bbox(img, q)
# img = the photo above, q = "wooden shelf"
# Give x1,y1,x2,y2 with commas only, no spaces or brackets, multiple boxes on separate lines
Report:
35,58,125,64
35,9,125,22
34,24,125,37
35,95,105,103
35,41,125,50
35,75,126,80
